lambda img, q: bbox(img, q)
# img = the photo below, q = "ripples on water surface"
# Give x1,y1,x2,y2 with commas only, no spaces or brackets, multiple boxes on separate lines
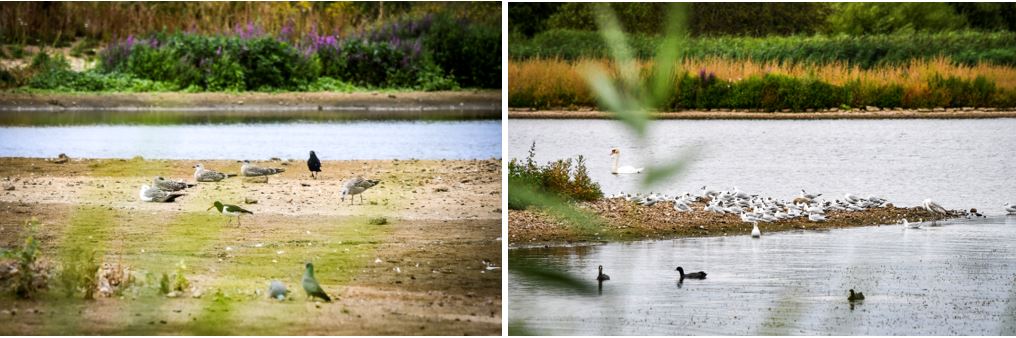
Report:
507,118,1016,214
0,110,501,160
509,217,1016,335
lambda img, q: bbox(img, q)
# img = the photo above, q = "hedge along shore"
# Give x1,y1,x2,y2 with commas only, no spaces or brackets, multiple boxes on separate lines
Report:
508,108,1016,120
0,91,500,112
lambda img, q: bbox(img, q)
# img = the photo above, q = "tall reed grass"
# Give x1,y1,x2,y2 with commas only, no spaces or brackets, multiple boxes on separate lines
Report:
508,57,1016,109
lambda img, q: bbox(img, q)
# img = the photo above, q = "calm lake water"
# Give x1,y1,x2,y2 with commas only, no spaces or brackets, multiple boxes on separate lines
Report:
509,216,1016,335
0,111,501,160
507,118,1016,215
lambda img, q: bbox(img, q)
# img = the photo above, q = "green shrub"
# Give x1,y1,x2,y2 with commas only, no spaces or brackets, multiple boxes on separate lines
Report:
69,38,100,58
508,142,603,210
305,77,359,92
56,249,99,299
424,14,501,88
1,221,46,299
367,217,388,225
9,44,29,59
826,3,965,35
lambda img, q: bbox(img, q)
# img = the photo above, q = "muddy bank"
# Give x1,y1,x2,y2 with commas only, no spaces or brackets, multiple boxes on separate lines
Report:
508,198,959,248
508,108,1016,120
0,91,501,113
0,157,501,335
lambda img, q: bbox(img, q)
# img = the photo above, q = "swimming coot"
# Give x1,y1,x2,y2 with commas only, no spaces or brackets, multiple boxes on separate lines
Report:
676,266,707,280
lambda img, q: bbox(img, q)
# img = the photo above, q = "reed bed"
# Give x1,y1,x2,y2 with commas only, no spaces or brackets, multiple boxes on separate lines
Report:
508,57,1016,110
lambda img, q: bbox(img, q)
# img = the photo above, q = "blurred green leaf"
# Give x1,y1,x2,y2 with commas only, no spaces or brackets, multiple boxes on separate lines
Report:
649,3,688,110
508,255,597,295
508,321,536,336
585,68,648,135
641,148,698,189
509,178,603,233
588,3,650,137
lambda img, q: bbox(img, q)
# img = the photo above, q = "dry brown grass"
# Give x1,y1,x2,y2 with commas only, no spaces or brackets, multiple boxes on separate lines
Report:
508,57,1016,108
512,56,1016,97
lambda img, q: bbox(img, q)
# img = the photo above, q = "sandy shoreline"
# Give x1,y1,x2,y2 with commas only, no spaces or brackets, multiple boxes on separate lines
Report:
508,198,959,248
0,91,501,113
508,108,1016,120
0,157,501,335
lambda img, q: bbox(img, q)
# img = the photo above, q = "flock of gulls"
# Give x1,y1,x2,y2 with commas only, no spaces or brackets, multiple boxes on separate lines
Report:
605,186,976,235
597,147,1016,304
135,151,380,302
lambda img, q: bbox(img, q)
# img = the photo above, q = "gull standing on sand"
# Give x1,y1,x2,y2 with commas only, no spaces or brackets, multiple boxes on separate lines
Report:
153,176,195,191
207,201,253,226
341,177,380,205
139,184,185,202
241,160,286,177
307,151,322,179
193,163,233,182
302,263,332,302
609,148,643,174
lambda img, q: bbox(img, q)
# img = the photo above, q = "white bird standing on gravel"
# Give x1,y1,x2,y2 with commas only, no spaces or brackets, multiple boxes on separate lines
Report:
923,199,948,214
609,148,643,174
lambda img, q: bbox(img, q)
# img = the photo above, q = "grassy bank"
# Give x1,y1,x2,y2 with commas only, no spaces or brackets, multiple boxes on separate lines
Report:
0,91,501,113
508,57,1016,110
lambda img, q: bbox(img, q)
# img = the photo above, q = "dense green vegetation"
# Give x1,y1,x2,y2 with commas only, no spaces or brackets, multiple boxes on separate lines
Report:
510,30,1016,68
508,143,603,210
509,61,1016,110
509,3,1016,38
1,3,500,92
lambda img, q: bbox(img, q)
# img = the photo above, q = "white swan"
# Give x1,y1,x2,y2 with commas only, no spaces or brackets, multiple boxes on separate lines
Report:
610,148,643,174
751,221,761,238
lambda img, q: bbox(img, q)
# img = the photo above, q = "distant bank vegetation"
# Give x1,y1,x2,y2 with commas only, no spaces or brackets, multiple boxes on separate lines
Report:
507,3,1016,110
0,2,500,92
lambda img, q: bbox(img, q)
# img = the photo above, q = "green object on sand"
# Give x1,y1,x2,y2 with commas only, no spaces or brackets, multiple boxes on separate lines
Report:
302,262,332,302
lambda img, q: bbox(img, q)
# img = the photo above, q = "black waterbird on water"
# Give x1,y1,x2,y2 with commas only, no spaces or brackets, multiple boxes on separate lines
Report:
307,151,322,179
596,265,610,282
676,266,707,280
848,289,865,302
